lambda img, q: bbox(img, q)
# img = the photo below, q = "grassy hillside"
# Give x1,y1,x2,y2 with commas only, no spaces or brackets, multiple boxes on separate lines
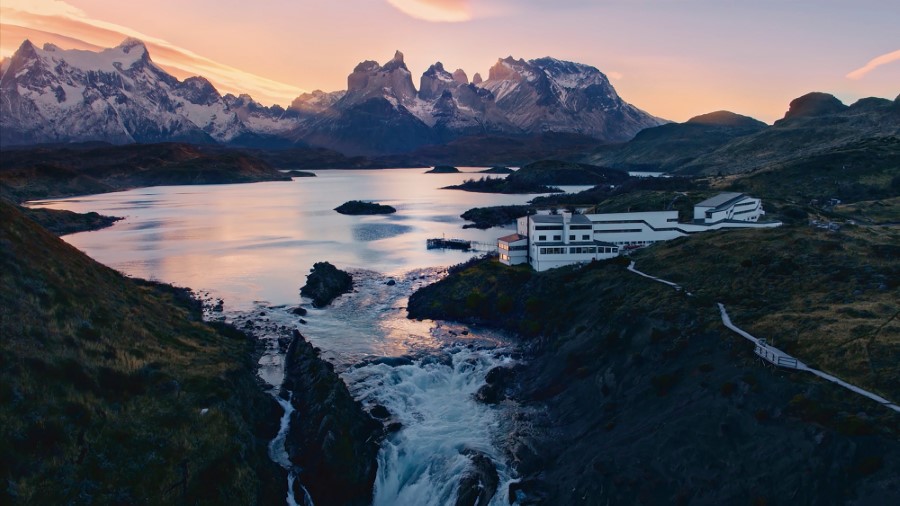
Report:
409,224,900,502
0,201,283,504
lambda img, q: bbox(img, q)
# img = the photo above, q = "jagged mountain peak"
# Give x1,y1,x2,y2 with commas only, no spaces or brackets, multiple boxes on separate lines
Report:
487,57,528,81
0,39,301,147
383,50,409,72
116,37,148,54
178,76,222,105
452,68,468,84
345,51,417,104
472,73,483,85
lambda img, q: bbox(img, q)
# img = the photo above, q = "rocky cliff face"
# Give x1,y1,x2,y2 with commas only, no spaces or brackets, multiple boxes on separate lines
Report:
281,330,382,506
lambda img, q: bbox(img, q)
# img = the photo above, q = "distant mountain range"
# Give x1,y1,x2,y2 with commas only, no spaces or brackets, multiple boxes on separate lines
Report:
583,92,900,175
0,39,664,155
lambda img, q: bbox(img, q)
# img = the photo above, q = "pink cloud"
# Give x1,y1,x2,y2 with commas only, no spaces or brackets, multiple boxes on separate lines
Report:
846,49,900,80
385,0,472,22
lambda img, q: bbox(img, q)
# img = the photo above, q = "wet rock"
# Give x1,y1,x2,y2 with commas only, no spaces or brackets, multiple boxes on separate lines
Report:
368,356,414,367
475,383,504,404
291,306,308,316
386,279,396,286
455,449,499,506
477,366,515,403
385,421,403,433
281,330,382,506
369,404,391,419
300,261,353,308
298,318,307,325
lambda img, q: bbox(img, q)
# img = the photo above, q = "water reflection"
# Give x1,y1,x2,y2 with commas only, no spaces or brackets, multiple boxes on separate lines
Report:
28,168,537,311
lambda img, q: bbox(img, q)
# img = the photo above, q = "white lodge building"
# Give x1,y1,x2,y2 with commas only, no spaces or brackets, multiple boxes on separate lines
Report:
499,192,780,271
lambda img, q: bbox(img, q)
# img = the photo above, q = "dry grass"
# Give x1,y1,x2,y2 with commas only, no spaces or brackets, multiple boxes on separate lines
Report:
0,201,278,504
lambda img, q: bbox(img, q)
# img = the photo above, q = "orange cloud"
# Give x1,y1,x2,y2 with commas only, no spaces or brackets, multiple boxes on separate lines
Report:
386,0,472,22
0,1,304,106
846,49,900,80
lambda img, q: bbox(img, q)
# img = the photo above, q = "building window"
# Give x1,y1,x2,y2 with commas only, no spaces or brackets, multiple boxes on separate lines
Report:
582,235,590,240
569,235,576,240
535,226,563,230
553,235,561,241
539,247,565,255
538,235,546,241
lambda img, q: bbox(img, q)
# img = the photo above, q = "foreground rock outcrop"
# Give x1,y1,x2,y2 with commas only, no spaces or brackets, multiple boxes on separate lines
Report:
300,262,353,308
280,331,382,506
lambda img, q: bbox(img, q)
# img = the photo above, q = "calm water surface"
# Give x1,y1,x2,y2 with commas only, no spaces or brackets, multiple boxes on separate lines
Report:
31,168,538,312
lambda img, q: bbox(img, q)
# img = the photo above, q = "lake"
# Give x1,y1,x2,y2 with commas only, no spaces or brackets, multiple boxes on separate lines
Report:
31,168,539,313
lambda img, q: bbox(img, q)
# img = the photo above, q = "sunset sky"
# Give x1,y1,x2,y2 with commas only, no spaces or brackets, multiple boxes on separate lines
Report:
2,0,898,123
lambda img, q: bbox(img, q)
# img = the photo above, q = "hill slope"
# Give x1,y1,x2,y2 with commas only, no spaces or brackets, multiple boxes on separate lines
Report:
583,94,900,175
408,223,900,504
0,201,283,504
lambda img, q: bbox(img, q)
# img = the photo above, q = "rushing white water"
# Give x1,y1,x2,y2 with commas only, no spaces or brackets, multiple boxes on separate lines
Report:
221,268,520,505
345,347,517,505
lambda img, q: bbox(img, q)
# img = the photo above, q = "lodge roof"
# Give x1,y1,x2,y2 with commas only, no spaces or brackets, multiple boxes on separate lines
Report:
695,192,745,210
498,233,527,243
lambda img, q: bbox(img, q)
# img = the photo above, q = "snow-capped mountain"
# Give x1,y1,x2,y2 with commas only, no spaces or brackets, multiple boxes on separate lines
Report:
479,56,663,141
0,39,299,146
1,39,664,154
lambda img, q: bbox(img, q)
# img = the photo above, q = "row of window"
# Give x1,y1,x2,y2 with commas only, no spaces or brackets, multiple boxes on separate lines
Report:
538,246,618,255
537,234,592,241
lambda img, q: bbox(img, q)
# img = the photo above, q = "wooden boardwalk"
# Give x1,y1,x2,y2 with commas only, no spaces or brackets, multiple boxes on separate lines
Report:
626,261,900,414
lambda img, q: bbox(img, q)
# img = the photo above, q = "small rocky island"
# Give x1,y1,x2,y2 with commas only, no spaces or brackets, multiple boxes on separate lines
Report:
334,200,397,215
426,165,460,174
300,262,353,307
479,166,514,174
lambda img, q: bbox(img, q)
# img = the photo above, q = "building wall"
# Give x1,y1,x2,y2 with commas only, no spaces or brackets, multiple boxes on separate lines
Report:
695,196,765,223
505,194,778,272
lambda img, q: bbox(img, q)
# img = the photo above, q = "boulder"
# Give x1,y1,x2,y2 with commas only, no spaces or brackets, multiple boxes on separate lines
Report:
300,262,353,308
455,449,499,506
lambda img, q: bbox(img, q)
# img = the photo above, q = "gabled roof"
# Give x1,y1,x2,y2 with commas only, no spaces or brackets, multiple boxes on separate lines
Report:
695,192,746,210
498,233,527,243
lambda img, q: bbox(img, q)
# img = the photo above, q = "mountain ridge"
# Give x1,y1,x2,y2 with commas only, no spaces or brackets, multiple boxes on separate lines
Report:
1,39,664,155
